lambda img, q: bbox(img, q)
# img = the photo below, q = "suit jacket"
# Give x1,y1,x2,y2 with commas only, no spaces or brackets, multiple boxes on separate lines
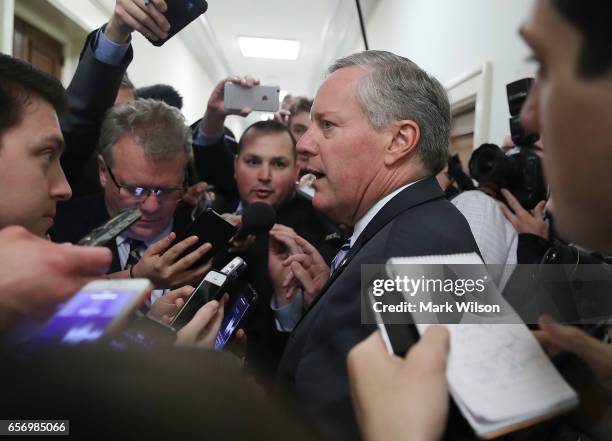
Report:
60,27,133,197
50,194,192,273
276,177,481,440
189,121,239,203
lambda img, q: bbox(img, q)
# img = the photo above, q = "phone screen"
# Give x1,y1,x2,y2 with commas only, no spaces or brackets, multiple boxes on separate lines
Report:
214,292,253,351
34,289,143,346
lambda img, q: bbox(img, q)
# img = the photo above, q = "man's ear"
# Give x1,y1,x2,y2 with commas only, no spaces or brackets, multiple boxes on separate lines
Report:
98,154,107,188
384,120,420,167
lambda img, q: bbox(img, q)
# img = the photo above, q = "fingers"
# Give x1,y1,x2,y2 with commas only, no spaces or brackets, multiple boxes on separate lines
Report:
534,200,546,219
283,254,312,270
290,261,317,295
538,317,608,369
270,231,302,255
175,300,220,347
66,245,113,276
227,75,260,88
146,232,177,256
166,285,194,302
407,326,450,375
348,331,396,377
120,0,169,41
136,0,170,34
532,330,561,357
161,235,200,262
148,0,168,13
293,235,324,260
168,242,213,275
499,201,518,227
500,188,525,215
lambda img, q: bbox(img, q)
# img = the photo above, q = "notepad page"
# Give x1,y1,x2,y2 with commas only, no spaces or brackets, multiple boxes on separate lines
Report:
386,253,578,435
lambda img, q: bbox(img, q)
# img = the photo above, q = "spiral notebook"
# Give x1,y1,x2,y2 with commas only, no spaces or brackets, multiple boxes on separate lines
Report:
386,253,579,438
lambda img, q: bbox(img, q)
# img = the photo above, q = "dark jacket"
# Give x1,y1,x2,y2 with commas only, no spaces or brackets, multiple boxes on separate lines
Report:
276,177,481,441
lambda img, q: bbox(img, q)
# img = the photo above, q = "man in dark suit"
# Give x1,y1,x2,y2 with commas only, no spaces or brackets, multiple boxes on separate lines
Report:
213,119,339,382
272,51,481,440
52,98,212,299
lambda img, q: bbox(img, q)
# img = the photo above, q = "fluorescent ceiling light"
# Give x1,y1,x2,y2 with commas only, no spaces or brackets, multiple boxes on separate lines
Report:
238,37,300,60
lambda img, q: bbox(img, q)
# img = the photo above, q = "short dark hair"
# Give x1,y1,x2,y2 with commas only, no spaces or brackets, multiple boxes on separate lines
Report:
287,97,313,127
238,120,296,160
135,84,183,110
0,54,67,145
120,73,135,92
552,0,612,78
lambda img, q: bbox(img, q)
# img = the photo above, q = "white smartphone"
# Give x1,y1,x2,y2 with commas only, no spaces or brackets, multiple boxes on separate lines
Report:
224,83,280,112
33,279,153,346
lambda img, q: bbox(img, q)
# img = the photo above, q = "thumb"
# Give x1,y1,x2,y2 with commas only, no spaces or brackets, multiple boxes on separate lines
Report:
534,200,546,218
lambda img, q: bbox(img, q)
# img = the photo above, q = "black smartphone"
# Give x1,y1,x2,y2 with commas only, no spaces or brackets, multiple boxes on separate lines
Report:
170,270,229,329
214,284,258,351
148,0,209,47
174,208,238,267
78,208,142,247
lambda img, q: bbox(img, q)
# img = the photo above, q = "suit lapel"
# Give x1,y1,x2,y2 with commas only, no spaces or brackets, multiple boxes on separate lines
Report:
294,177,446,326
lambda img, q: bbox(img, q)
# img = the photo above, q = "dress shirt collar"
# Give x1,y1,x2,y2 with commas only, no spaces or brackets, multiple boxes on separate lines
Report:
349,180,420,248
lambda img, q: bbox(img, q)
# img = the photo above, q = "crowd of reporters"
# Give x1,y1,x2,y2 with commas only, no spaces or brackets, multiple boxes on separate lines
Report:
1,0,611,440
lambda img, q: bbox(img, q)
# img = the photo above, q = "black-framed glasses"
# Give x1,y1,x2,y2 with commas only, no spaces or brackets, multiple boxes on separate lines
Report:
105,164,185,203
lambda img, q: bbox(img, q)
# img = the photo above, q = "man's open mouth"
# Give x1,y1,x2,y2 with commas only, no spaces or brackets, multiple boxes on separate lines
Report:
305,168,325,179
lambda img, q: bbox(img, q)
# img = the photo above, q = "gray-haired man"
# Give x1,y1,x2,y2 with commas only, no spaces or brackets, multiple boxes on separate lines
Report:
273,50,480,440
52,99,212,299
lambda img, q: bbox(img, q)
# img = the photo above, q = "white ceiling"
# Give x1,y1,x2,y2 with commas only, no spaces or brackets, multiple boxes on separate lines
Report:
205,0,348,96
85,0,379,97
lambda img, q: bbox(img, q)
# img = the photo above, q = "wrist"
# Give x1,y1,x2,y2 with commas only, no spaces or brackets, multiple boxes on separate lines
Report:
104,20,131,44
201,109,226,136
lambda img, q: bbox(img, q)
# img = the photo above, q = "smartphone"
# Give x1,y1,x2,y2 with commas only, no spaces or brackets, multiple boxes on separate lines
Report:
214,284,258,351
174,208,238,268
224,83,280,112
78,208,142,247
368,289,419,357
170,270,228,329
148,0,208,47
32,279,153,346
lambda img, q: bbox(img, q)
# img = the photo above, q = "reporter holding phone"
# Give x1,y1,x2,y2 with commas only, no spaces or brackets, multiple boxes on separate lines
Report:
53,99,215,307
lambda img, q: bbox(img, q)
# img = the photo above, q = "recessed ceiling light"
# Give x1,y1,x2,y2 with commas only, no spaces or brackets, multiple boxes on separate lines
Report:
238,37,300,60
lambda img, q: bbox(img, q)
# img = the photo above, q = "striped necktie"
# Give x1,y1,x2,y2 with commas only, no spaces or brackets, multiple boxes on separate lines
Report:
124,239,145,271
330,239,351,275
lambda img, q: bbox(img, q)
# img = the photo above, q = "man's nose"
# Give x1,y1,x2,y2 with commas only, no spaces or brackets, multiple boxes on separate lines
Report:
139,191,160,212
257,163,272,182
51,163,72,201
520,79,541,134
297,127,317,158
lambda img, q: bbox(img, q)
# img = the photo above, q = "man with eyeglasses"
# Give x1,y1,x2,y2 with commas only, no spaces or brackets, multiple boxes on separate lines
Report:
52,99,212,306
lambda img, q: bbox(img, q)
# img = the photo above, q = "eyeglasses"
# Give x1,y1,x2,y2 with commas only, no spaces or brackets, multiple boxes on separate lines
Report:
105,164,185,203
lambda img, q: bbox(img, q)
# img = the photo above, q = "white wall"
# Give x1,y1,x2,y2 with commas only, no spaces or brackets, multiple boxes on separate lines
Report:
365,0,537,145
127,33,215,125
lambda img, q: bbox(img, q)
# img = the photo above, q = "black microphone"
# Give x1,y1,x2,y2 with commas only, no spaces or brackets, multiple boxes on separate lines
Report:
234,202,276,240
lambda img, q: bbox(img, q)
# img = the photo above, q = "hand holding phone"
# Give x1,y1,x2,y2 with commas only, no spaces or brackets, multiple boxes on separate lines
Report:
32,279,153,346
105,0,171,44
175,295,226,349
130,232,214,289
146,0,209,46
224,83,280,113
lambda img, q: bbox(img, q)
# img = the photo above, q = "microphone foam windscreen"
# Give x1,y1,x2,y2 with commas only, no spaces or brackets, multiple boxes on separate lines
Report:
241,202,277,235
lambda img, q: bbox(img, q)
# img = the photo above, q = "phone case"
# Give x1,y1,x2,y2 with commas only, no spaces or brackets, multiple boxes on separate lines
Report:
148,0,208,47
